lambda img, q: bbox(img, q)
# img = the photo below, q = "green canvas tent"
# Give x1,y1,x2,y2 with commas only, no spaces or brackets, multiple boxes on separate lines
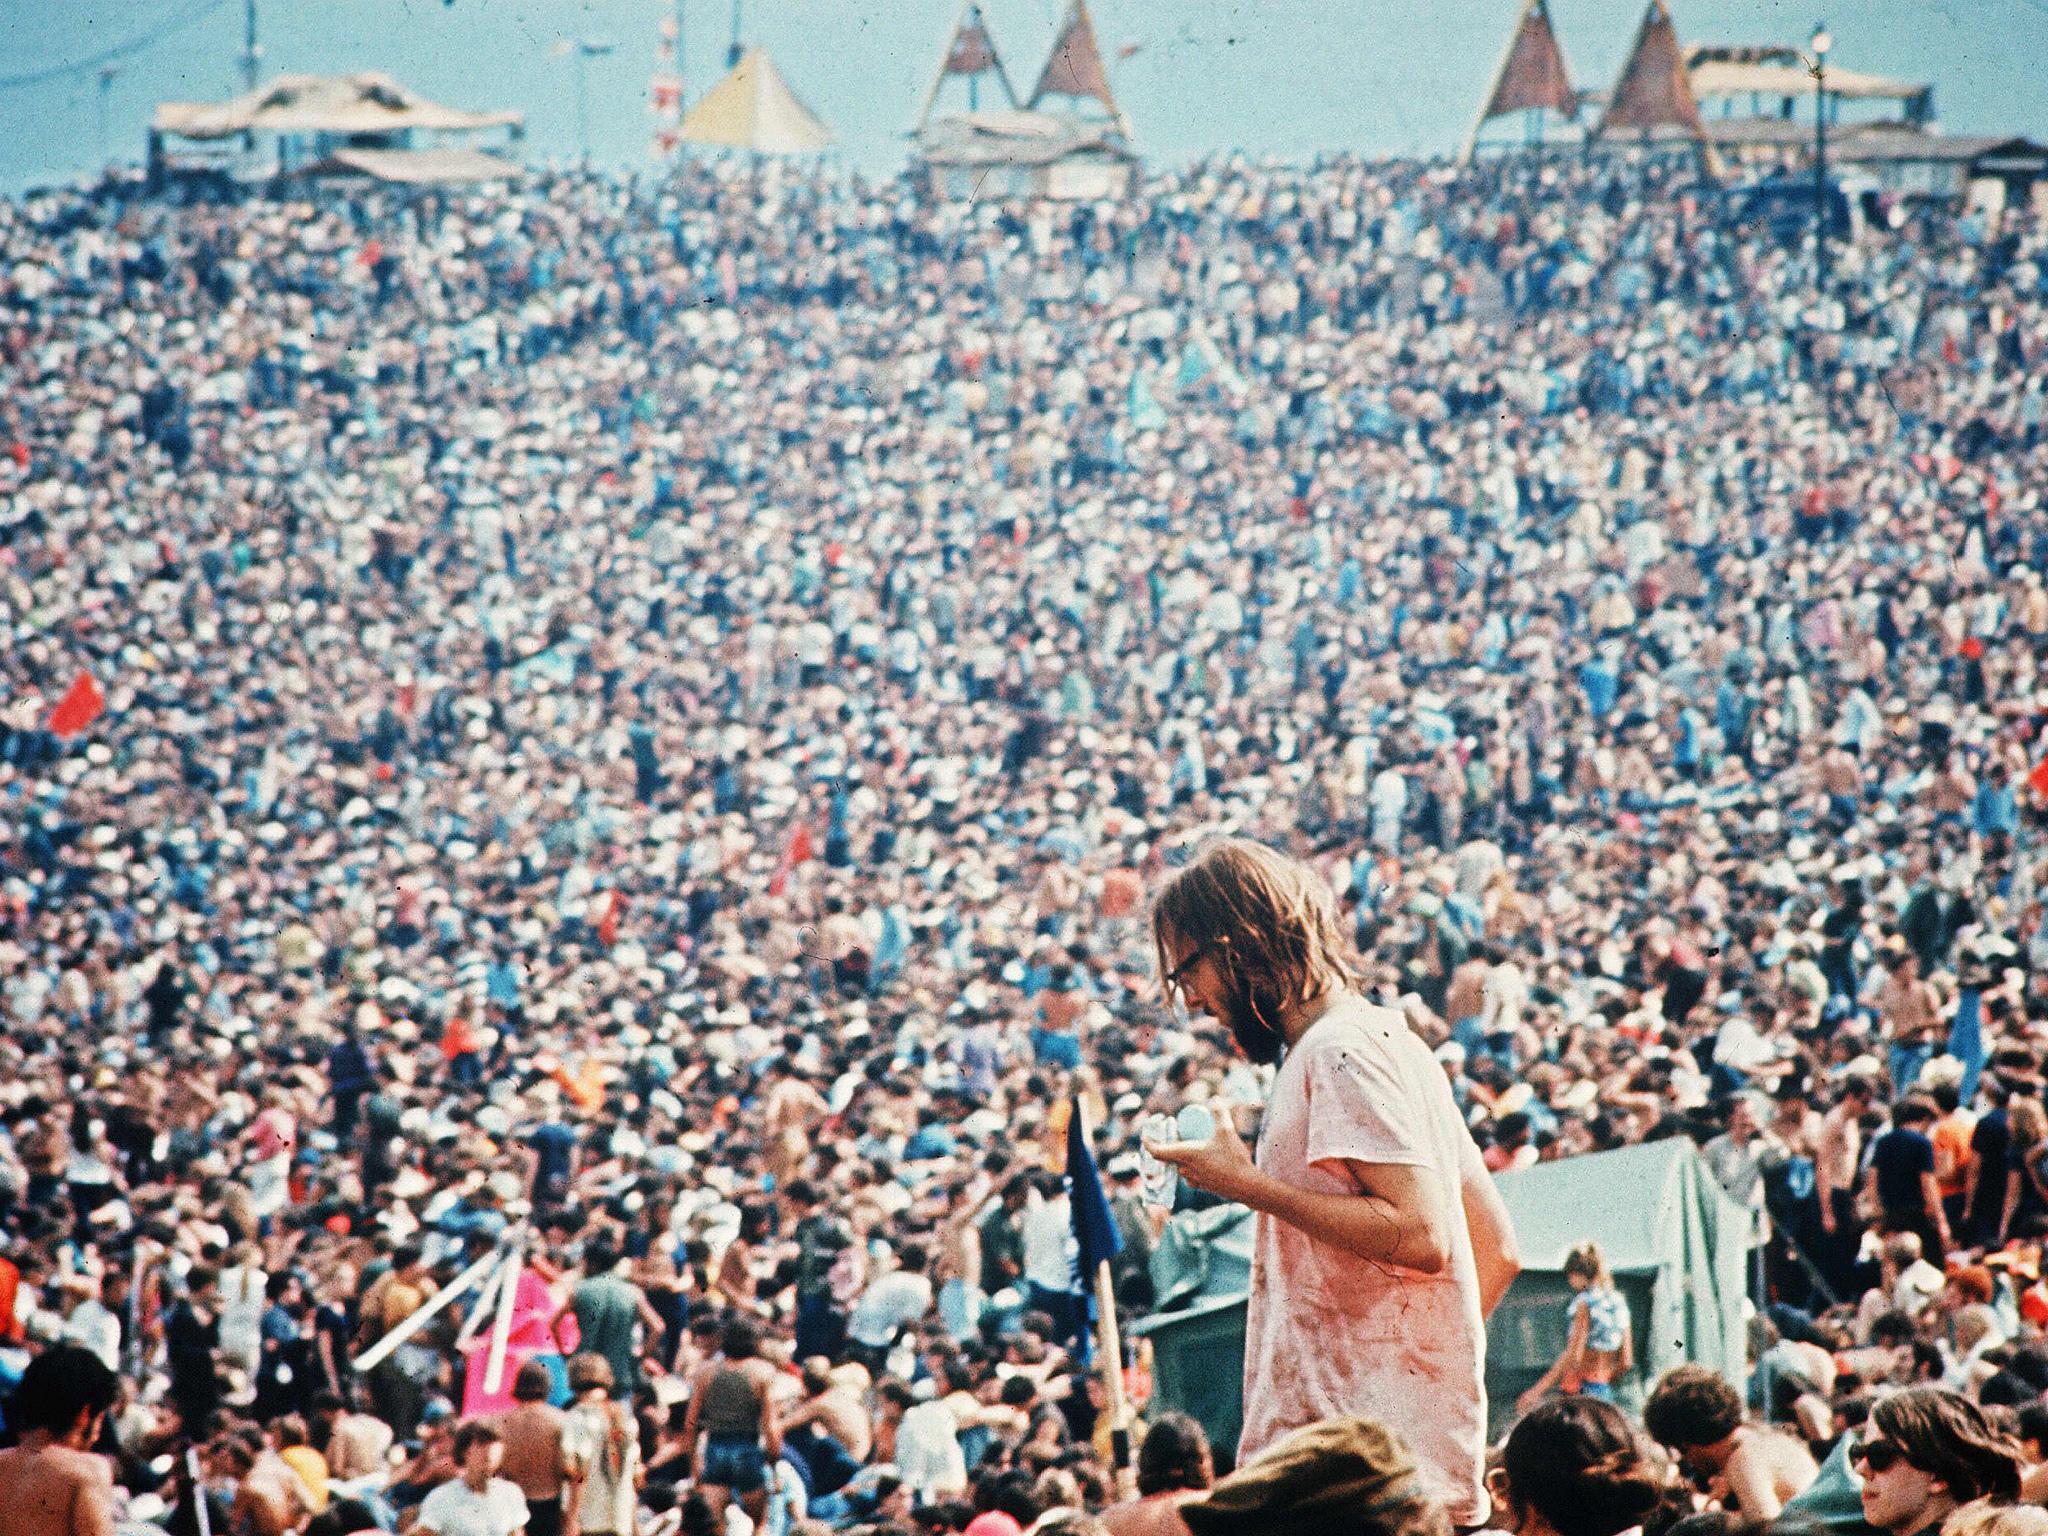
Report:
1129,1204,1256,1468
1133,1136,1753,1461
1487,1135,1754,1434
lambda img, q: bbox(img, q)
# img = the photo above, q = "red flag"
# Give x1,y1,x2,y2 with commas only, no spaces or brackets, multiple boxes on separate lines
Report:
48,671,104,739
767,823,816,898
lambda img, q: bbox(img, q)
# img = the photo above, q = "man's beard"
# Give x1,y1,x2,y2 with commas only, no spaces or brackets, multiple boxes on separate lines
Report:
1224,987,1287,1066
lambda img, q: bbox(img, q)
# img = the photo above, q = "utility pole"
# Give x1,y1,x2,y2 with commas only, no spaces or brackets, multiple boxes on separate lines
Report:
728,0,742,68
244,0,260,92
1811,22,1832,297
574,39,615,163
98,67,118,172
676,0,687,103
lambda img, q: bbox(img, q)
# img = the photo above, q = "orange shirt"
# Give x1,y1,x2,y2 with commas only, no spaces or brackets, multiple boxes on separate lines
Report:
549,1057,607,1112
1933,1111,1978,1200
442,1015,481,1060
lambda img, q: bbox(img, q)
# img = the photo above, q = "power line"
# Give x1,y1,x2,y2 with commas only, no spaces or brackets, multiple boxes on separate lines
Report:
0,0,234,93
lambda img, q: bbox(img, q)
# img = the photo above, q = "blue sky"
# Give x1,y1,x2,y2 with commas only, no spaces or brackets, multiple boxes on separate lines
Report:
3,0,2046,193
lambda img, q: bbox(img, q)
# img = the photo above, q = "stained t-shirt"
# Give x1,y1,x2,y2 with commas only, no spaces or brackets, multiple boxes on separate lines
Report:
1238,995,1488,1526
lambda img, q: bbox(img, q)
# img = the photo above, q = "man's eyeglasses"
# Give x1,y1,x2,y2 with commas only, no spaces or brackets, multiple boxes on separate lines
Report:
1162,943,1211,992
1852,1438,1915,1475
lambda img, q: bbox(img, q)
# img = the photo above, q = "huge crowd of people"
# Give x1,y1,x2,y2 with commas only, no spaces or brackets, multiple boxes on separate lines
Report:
1,132,2048,1536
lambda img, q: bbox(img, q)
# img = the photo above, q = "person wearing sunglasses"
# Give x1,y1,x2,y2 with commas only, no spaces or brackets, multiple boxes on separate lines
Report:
1849,1389,2023,1536
1140,838,1521,1530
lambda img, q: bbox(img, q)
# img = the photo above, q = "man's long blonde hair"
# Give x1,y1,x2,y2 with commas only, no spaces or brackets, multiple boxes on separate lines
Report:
1150,838,1365,1062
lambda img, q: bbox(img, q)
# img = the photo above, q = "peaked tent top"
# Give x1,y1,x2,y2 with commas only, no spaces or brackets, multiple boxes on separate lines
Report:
1027,0,1130,136
918,0,1022,131
1482,0,1577,122
946,2,1006,80
680,48,834,155
1462,0,1578,160
1598,0,1708,140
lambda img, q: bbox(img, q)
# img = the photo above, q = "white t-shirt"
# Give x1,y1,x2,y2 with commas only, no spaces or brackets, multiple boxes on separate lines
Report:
63,1298,122,1372
416,1476,530,1536
1020,1193,1076,1293
894,1399,969,1502
847,1270,934,1349
1238,995,1488,1526
562,1400,640,1535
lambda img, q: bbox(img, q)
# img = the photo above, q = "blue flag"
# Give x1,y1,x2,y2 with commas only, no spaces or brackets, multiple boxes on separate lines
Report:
1067,1097,1123,1283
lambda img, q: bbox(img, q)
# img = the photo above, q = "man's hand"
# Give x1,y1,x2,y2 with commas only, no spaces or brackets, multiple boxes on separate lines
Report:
1143,1108,1257,1204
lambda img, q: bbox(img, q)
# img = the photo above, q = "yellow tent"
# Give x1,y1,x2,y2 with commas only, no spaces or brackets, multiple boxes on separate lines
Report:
680,48,833,154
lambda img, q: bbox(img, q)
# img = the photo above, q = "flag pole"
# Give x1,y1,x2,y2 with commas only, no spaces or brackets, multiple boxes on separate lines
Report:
187,1448,214,1536
352,1245,504,1373
1070,1092,1138,1499
1092,1256,1137,1499
454,1251,509,1348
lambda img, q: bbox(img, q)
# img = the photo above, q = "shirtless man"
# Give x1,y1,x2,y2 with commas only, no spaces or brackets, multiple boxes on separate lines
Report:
782,1358,873,1463
1878,947,1942,1060
680,1318,785,1529
1819,743,1865,827
1644,1364,1818,1521
494,1361,569,1536
1443,952,1489,1047
762,1069,828,1197
0,1344,121,1536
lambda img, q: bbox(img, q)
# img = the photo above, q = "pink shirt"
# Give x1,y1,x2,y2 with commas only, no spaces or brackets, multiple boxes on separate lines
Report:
1238,995,1488,1525
250,1107,297,1162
